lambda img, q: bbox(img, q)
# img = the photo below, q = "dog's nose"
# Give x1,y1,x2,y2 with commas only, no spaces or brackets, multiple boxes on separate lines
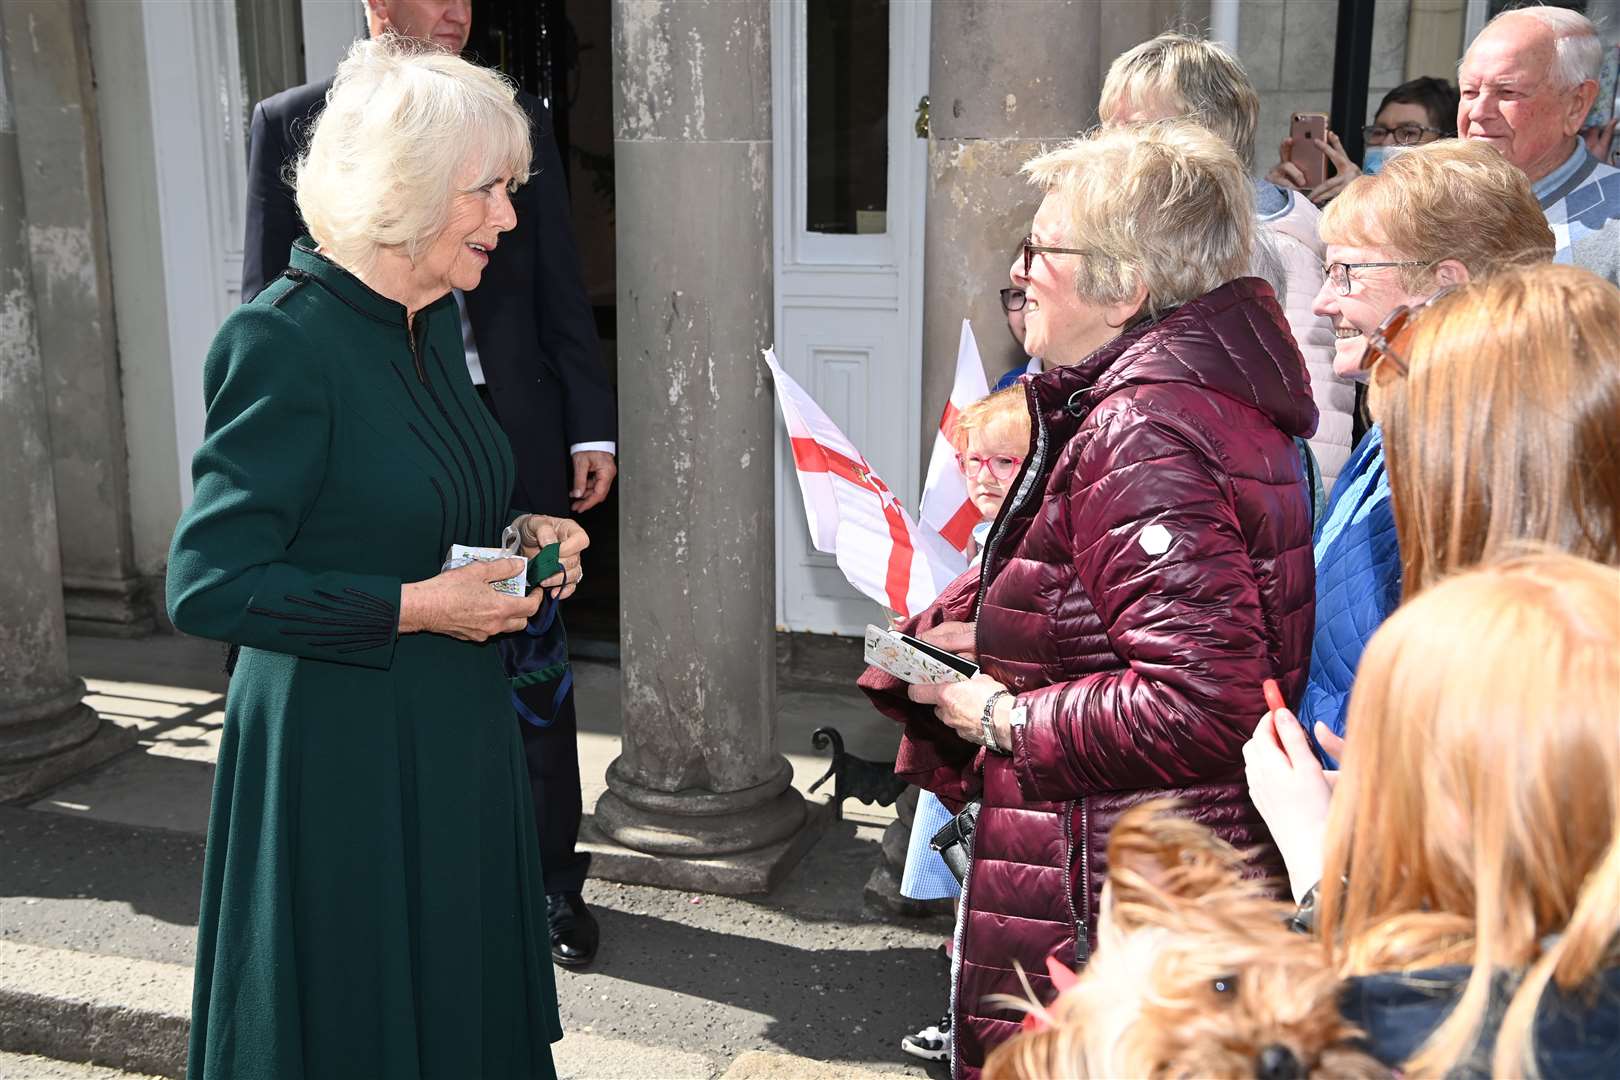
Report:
1257,1043,1303,1080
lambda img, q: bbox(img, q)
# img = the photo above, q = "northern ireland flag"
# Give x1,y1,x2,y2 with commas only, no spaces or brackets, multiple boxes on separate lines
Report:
919,319,991,556
764,349,967,618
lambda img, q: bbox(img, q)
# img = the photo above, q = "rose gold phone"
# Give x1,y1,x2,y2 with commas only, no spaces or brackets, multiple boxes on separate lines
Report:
1288,112,1328,189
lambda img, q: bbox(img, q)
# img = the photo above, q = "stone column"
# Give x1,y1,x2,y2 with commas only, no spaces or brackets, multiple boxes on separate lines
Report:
3,0,149,634
0,7,127,802
919,0,1208,461
597,1,814,894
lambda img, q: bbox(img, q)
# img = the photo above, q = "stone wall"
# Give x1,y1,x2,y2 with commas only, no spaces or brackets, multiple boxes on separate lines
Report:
1239,0,1414,173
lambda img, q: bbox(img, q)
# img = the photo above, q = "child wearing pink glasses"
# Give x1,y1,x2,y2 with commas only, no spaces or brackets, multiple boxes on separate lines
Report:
900,384,1032,1063
953,386,1032,553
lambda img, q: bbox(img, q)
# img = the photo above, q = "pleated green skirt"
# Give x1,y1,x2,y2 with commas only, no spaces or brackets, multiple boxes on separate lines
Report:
188,634,561,1079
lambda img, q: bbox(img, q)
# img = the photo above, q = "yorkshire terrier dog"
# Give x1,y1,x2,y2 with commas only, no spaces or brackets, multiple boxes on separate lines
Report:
984,801,1388,1080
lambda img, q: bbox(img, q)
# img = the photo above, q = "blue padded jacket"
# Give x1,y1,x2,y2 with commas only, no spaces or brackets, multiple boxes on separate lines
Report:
1300,424,1401,742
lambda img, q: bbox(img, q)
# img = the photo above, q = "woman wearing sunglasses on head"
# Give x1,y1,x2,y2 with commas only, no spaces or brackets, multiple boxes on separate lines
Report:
1299,139,1554,749
863,121,1319,1078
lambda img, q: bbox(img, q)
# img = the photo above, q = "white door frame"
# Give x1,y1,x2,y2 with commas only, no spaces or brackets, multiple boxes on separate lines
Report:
770,0,930,634
141,0,248,506
301,0,368,83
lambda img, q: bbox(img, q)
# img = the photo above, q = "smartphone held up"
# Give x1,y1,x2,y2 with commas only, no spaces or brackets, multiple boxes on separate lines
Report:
1287,112,1329,189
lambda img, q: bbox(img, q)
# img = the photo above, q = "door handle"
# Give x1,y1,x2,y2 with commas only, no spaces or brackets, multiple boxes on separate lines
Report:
914,95,930,139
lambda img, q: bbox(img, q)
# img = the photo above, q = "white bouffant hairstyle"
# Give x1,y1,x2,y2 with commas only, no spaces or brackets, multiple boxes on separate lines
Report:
294,35,532,275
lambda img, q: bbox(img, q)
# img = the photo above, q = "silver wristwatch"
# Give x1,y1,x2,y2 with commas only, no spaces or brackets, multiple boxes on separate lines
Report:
980,690,1012,754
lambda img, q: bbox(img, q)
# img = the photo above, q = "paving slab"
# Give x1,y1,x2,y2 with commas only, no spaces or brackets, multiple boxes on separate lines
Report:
0,1052,162,1079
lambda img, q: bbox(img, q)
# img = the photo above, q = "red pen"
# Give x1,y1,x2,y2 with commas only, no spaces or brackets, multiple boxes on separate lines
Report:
1262,678,1286,714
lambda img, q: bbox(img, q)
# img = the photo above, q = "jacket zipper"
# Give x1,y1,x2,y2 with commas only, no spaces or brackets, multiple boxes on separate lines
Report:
1073,798,1090,968
405,314,428,386
948,821,976,1079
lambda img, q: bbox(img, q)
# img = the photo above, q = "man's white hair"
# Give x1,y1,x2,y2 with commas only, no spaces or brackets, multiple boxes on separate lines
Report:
1481,5,1603,90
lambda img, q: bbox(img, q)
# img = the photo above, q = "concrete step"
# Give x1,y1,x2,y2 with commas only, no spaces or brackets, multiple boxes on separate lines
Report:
0,941,916,1080
0,1050,163,1078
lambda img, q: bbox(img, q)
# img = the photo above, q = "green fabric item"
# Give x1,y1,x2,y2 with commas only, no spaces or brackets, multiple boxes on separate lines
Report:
509,662,571,690
526,542,562,587
166,243,560,1079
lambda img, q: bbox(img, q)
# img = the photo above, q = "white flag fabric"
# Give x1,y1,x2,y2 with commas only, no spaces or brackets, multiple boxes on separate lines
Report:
764,348,968,618
919,319,992,556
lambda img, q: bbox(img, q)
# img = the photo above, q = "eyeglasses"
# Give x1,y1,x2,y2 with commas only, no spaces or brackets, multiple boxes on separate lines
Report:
1022,234,1093,276
1360,123,1446,147
1324,260,1427,296
956,452,1025,483
999,287,1027,313
1357,286,1457,380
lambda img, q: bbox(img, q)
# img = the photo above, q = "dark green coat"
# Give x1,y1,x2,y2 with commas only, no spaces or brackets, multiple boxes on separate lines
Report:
167,244,560,1079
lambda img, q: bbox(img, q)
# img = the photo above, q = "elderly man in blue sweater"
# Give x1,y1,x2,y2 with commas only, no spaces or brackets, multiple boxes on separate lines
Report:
1459,7,1620,285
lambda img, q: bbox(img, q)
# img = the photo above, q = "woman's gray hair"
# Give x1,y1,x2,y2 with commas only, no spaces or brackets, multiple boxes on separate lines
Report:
294,35,532,276
1022,121,1254,321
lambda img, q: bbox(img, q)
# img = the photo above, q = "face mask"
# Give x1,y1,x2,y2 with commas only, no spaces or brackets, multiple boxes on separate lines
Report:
1361,145,1408,175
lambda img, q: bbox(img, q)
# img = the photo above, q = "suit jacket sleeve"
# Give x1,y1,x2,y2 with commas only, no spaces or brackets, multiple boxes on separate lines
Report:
526,102,616,447
242,100,300,303
166,306,401,669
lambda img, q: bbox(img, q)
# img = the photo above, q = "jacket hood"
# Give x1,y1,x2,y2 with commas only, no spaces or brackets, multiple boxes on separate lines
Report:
1037,277,1318,439
1256,185,1327,256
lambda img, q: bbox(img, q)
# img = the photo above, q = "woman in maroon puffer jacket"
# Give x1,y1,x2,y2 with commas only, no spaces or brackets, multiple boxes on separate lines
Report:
862,121,1317,1079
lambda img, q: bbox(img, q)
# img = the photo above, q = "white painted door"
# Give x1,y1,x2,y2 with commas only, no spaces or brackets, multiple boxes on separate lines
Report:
771,0,929,635
141,0,249,505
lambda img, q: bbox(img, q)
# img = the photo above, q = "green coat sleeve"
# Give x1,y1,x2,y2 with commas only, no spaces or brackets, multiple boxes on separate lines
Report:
166,305,401,669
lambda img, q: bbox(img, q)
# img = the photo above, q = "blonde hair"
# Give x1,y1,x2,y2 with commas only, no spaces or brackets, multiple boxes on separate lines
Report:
1022,122,1253,321
1099,31,1260,170
1382,263,1620,598
1320,139,1553,292
950,385,1031,455
1319,552,1620,1077
295,35,532,276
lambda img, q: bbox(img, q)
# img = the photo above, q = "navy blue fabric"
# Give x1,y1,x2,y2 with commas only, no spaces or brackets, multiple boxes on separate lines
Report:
992,364,1026,392
1300,424,1401,745
1342,964,1620,1077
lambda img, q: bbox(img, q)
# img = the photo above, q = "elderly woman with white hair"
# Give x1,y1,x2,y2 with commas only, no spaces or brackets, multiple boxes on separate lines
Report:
167,37,581,1079
866,121,1317,1078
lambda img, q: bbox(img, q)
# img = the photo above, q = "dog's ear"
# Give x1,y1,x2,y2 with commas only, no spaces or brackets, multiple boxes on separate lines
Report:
1106,799,1248,907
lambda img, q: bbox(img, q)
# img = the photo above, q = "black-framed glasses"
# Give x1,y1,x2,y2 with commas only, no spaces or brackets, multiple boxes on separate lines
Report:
1325,260,1426,296
999,287,1026,313
1357,286,1457,380
1022,234,1093,276
1361,122,1447,147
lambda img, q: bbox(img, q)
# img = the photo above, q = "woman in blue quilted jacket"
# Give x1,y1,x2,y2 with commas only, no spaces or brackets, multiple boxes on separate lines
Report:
1298,139,1552,747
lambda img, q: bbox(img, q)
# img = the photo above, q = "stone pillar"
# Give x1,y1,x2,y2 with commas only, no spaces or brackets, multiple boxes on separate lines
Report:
3,0,150,634
0,7,128,802
597,1,815,894
920,0,1208,462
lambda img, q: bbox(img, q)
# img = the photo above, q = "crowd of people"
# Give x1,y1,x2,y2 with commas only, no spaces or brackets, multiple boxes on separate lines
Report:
865,7,1620,1079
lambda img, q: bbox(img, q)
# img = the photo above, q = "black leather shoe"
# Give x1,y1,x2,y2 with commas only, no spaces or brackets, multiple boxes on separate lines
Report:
548,892,599,968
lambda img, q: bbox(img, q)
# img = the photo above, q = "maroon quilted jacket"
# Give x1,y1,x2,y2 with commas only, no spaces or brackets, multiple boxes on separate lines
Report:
861,278,1317,1079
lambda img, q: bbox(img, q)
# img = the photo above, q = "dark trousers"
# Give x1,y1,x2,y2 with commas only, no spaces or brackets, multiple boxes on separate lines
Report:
476,382,590,897
518,688,591,895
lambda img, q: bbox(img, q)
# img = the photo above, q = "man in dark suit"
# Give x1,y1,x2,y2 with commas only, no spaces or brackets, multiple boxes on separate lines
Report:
242,0,611,967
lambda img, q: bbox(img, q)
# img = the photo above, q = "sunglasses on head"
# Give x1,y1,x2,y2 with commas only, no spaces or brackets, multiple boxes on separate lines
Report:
1357,286,1457,381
